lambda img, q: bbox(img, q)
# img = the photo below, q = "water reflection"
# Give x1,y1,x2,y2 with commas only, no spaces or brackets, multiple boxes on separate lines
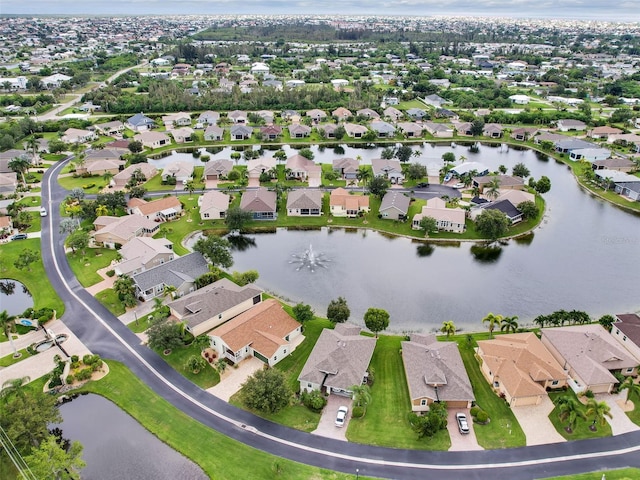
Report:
470,244,503,263
0,278,33,316
0,280,16,295
227,234,257,251
416,244,435,257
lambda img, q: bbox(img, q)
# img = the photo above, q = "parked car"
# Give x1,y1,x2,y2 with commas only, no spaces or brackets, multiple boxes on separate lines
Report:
416,182,429,188
456,412,470,434
40,206,47,217
335,406,349,427
454,183,465,189
11,233,28,241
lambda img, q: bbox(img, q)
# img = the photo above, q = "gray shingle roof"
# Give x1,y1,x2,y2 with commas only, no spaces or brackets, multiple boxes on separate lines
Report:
132,252,209,292
286,189,322,210
380,191,410,214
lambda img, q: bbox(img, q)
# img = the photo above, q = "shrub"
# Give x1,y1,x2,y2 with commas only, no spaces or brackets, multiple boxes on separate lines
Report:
352,406,365,418
90,359,103,371
476,410,489,423
70,361,80,369
470,405,481,417
106,269,115,277
200,154,210,162
301,390,327,412
66,375,74,385
75,368,93,381
71,355,79,363
82,183,96,189
83,354,101,365
226,170,240,181
585,390,595,399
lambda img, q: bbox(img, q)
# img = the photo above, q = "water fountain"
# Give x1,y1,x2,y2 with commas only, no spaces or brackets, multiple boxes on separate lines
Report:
33,328,69,353
289,244,330,272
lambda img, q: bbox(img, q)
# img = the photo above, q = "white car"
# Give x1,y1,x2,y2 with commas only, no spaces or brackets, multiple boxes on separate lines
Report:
335,406,349,427
456,412,470,434
454,183,465,189
39,207,47,217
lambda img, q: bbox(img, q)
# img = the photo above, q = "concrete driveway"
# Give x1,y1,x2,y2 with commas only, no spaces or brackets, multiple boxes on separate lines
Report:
207,356,264,402
596,392,640,436
511,396,566,446
312,394,352,441
447,408,483,451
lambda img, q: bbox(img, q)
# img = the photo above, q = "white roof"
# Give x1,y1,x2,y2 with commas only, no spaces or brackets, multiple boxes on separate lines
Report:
451,162,489,176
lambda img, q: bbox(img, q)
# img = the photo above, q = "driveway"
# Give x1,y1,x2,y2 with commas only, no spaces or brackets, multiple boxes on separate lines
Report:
207,356,264,402
447,408,483,451
312,394,352,441
511,396,566,446
596,392,640,436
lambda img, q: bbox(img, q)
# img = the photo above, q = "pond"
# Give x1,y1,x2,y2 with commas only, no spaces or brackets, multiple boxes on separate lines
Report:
0,279,33,316
57,394,207,480
227,144,640,333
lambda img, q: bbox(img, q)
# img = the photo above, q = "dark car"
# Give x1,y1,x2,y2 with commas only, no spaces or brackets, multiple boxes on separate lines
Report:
11,233,28,240
416,182,429,188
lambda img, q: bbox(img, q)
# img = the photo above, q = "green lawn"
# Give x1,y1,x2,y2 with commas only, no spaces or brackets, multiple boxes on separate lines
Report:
229,394,321,433
0,348,31,367
624,389,640,426
57,174,108,193
15,196,41,207
127,312,154,333
546,468,640,480
547,391,612,440
24,212,41,233
346,334,451,451
154,342,220,389
153,195,201,255
66,248,119,287
0,238,65,316
94,288,126,316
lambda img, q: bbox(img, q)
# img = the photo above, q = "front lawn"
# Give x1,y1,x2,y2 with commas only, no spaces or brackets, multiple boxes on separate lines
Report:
153,194,201,255
94,288,126,316
547,391,612,440
229,394,321,433
57,174,108,193
546,468,640,480
66,247,119,286
154,342,220,389
624,389,640,426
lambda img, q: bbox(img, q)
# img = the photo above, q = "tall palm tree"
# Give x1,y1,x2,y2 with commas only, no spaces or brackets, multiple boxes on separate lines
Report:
8,155,31,184
485,176,501,201
350,384,372,411
586,398,612,430
555,394,586,433
356,166,371,193
440,321,456,338
25,137,41,166
162,284,177,300
482,312,503,338
500,316,519,334
0,310,19,357
0,376,31,402
619,375,640,406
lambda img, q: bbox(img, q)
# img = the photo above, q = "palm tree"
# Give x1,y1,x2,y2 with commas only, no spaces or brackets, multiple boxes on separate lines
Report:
8,155,31,184
0,376,31,402
485,176,501,200
25,137,41,166
586,398,612,430
482,312,504,338
102,171,114,186
356,166,371,192
185,180,196,198
350,384,372,411
194,335,211,353
619,375,640,406
216,358,228,375
555,395,586,433
440,321,456,338
0,310,19,358
500,316,519,334
162,284,177,300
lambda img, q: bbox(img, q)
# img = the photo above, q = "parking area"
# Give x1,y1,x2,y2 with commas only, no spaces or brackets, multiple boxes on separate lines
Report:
447,408,483,451
511,396,566,446
312,394,352,441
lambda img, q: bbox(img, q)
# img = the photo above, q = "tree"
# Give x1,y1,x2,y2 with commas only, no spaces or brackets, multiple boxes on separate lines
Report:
162,284,177,300
292,303,314,323
475,209,510,242
327,297,350,323
482,312,504,338
498,164,507,174
555,395,586,433
442,152,456,163
274,150,287,163
0,310,19,357
59,218,77,235
298,148,314,160
95,204,110,217
598,314,615,331
241,368,291,414
470,119,485,136
406,162,427,180
8,154,31,184
0,390,61,450
147,318,183,353
441,320,456,337
500,316,519,333
128,140,143,153
184,355,207,374
619,375,640,406
517,201,539,220
0,376,31,402
512,162,531,178
230,152,241,165
193,235,233,268
113,275,137,308
65,229,89,254
356,166,372,192
485,176,501,200
25,434,85,480
185,179,196,197
14,249,39,272
225,206,253,232
194,335,211,353
410,401,448,438
367,176,389,198
585,399,612,430
350,384,372,410
535,176,552,194
215,358,228,375
419,216,438,235
395,145,413,163
381,147,395,160
364,307,390,337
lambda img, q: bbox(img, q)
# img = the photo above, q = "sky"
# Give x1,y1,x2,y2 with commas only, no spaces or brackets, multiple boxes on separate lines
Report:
1,0,639,22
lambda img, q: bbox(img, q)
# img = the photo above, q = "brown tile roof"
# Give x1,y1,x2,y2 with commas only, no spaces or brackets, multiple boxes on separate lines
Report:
330,188,369,209
132,196,182,216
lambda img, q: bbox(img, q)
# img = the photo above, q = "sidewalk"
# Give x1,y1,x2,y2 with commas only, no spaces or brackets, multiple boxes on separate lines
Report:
117,302,156,326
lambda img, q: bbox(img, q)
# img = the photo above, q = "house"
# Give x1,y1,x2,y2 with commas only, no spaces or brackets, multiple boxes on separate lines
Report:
320,124,338,139
230,125,253,141
198,190,230,220
557,119,587,132
0,172,18,195
371,158,405,184
615,181,640,202
473,175,524,192
170,127,194,144
288,124,311,138
203,159,233,180
228,110,247,124
397,122,423,138
0,215,12,234
250,62,270,75
161,161,194,186
423,94,450,108
476,333,567,407
254,110,275,124
402,334,474,412
343,123,369,139
330,188,369,217
92,215,159,248
569,148,611,162
111,163,158,188
383,106,403,122
306,109,327,122
61,128,96,144
204,125,224,141
114,237,175,277
246,157,277,179
286,189,322,216
240,187,277,220
41,73,71,88
412,197,466,233
471,199,523,224
0,150,32,173
406,108,427,120
435,108,458,120
483,124,503,138
162,112,191,128
451,162,489,178
379,191,410,220
370,120,396,138
126,113,155,132
209,298,302,367
509,94,530,105
610,314,640,362
356,108,380,120
541,324,638,394
591,158,635,173
133,131,171,150
423,122,454,138
286,155,321,187
260,125,282,141
167,278,263,337
132,252,210,301
198,111,220,125
128,196,183,222
94,121,125,136
555,138,596,154
333,158,359,180
80,157,125,176
298,323,376,397
589,126,623,140
491,189,535,206
511,128,539,142
332,107,352,121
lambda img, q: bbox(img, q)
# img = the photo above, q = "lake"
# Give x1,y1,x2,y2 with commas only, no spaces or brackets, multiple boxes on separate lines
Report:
0,279,33,316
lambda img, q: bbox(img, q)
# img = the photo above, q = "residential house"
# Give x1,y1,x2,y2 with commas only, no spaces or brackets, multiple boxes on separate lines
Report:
541,324,638,394
569,148,611,162
535,132,567,145
306,109,327,122
203,159,233,180
356,108,380,120
126,113,155,132
589,126,623,140
204,125,224,141
132,252,210,301
330,188,369,217
114,237,175,277
511,127,538,142
509,94,530,105
41,73,71,88
397,122,423,138
92,215,159,248
591,158,635,173
198,190,230,220
209,298,302,367
133,131,170,149
379,191,410,220
167,278,263,337
435,108,458,120
320,124,338,139
611,314,640,362
246,157,277,180
473,175,525,192
162,112,192,128
111,163,158,188
298,323,376,397
332,107,352,121
286,155,322,187
412,197,466,233
451,162,489,178
170,127,194,144
128,196,183,222
383,106,403,122
402,334,474,412
94,121,125,136
198,111,220,125
555,138,596,154
0,215,12,234
422,94,450,108
61,128,96,144
371,158,405,184
406,108,427,120
228,110,248,124
453,122,473,136
471,199,523,224
333,158,359,180
483,124,503,138
161,161,194,186
343,123,369,139
260,125,282,141
370,120,396,138
557,119,587,132
288,124,311,138
240,187,277,220
230,125,253,141
81,158,125,176
615,182,640,202
476,333,567,407
254,110,275,125
0,172,18,195
286,189,322,216
423,122,454,138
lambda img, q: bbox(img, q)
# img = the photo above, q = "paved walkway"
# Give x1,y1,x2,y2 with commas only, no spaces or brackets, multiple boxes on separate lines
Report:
597,392,640,436
118,301,156,325
447,408,483,451
207,356,264,402
511,396,566,446
312,394,352,441
85,264,117,295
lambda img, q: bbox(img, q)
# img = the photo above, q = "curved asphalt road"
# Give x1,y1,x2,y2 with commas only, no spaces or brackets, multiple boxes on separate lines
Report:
41,159,640,479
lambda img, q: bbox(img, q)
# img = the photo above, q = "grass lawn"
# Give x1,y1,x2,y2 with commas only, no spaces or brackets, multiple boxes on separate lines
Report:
94,288,126,316
57,174,108,194
547,391,612,440
154,342,220,389
229,394,321,433
16,196,41,207
76,361,361,480
346,334,451,451
24,212,41,233
142,173,171,192
0,238,65,316
546,468,640,479
66,248,119,287
0,348,31,367
153,195,201,255
127,312,154,333
624,389,640,426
